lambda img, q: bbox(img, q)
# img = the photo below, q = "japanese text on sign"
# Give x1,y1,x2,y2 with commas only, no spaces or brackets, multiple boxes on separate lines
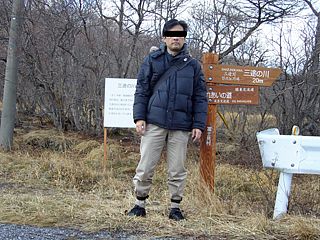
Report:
204,64,281,86
206,126,212,145
221,67,270,84
207,85,259,105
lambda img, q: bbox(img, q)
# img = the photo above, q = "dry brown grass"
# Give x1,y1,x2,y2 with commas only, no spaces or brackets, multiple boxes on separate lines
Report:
0,127,319,239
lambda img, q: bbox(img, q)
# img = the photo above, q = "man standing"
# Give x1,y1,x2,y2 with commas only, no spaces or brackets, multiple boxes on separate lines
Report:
128,19,208,221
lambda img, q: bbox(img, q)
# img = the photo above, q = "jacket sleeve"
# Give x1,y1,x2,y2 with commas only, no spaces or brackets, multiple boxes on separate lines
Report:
133,55,152,123
192,60,208,131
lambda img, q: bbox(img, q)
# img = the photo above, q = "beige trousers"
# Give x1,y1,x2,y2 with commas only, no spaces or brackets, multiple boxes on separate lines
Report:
133,124,189,202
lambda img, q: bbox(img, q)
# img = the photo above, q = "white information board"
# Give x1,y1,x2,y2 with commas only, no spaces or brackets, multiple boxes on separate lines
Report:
104,78,137,128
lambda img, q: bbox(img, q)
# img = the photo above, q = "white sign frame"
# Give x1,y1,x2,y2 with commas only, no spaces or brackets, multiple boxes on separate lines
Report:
104,78,137,128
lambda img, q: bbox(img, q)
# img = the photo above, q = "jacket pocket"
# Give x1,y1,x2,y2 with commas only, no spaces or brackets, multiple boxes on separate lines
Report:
175,94,189,112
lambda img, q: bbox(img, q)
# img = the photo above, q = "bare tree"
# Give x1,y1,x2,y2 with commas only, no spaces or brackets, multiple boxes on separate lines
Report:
0,0,24,150
0,1,12,99
258,1,320,135
150,0,188,38
303,0,320,73
96,0,188,78
188,0,299,59
97,0,147,78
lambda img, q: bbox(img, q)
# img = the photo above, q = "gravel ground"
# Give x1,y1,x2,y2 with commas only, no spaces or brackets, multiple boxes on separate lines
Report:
0,223,142,240
0,223,196,240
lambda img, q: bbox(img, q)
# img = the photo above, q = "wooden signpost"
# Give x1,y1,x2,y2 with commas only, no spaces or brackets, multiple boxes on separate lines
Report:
200,53,281,191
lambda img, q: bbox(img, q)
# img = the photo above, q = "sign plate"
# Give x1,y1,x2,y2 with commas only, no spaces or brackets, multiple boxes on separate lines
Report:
207,85,259,105
203,64,281,86
104,78,136,128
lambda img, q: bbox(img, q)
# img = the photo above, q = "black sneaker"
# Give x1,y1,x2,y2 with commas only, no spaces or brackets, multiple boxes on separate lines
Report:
127,205,146,217
169,208,185,221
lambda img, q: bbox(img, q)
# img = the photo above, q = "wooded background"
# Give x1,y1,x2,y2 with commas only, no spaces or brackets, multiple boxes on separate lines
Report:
0,0,319,137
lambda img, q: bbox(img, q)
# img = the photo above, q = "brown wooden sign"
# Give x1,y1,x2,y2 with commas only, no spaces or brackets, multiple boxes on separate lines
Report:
199,53,282,192
203,64,281,86
207,85,259,105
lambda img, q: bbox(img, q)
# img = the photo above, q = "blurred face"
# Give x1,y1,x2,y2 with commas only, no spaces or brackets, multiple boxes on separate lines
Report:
162,25,186,55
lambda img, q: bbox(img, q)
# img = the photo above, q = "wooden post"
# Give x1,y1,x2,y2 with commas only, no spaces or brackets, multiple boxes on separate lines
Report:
103,127,107,171
200,53,219,191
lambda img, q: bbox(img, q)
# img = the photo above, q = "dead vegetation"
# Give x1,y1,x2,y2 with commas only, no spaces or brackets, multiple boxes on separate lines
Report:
0,126,319,239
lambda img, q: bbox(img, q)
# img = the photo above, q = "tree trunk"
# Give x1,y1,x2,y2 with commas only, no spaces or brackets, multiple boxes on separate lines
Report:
0,0,24,150
311,14,320,73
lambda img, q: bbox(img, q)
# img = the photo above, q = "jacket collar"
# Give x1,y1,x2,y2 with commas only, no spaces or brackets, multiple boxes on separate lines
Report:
151,43,189,59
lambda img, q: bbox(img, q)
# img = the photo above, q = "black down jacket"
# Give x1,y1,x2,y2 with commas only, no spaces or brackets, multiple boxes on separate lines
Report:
133,44,208,132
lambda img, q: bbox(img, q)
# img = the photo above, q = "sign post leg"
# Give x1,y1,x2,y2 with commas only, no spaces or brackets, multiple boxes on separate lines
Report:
103,127,107,171
273,125,299,219
273,172,293,219
200,104,217,191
